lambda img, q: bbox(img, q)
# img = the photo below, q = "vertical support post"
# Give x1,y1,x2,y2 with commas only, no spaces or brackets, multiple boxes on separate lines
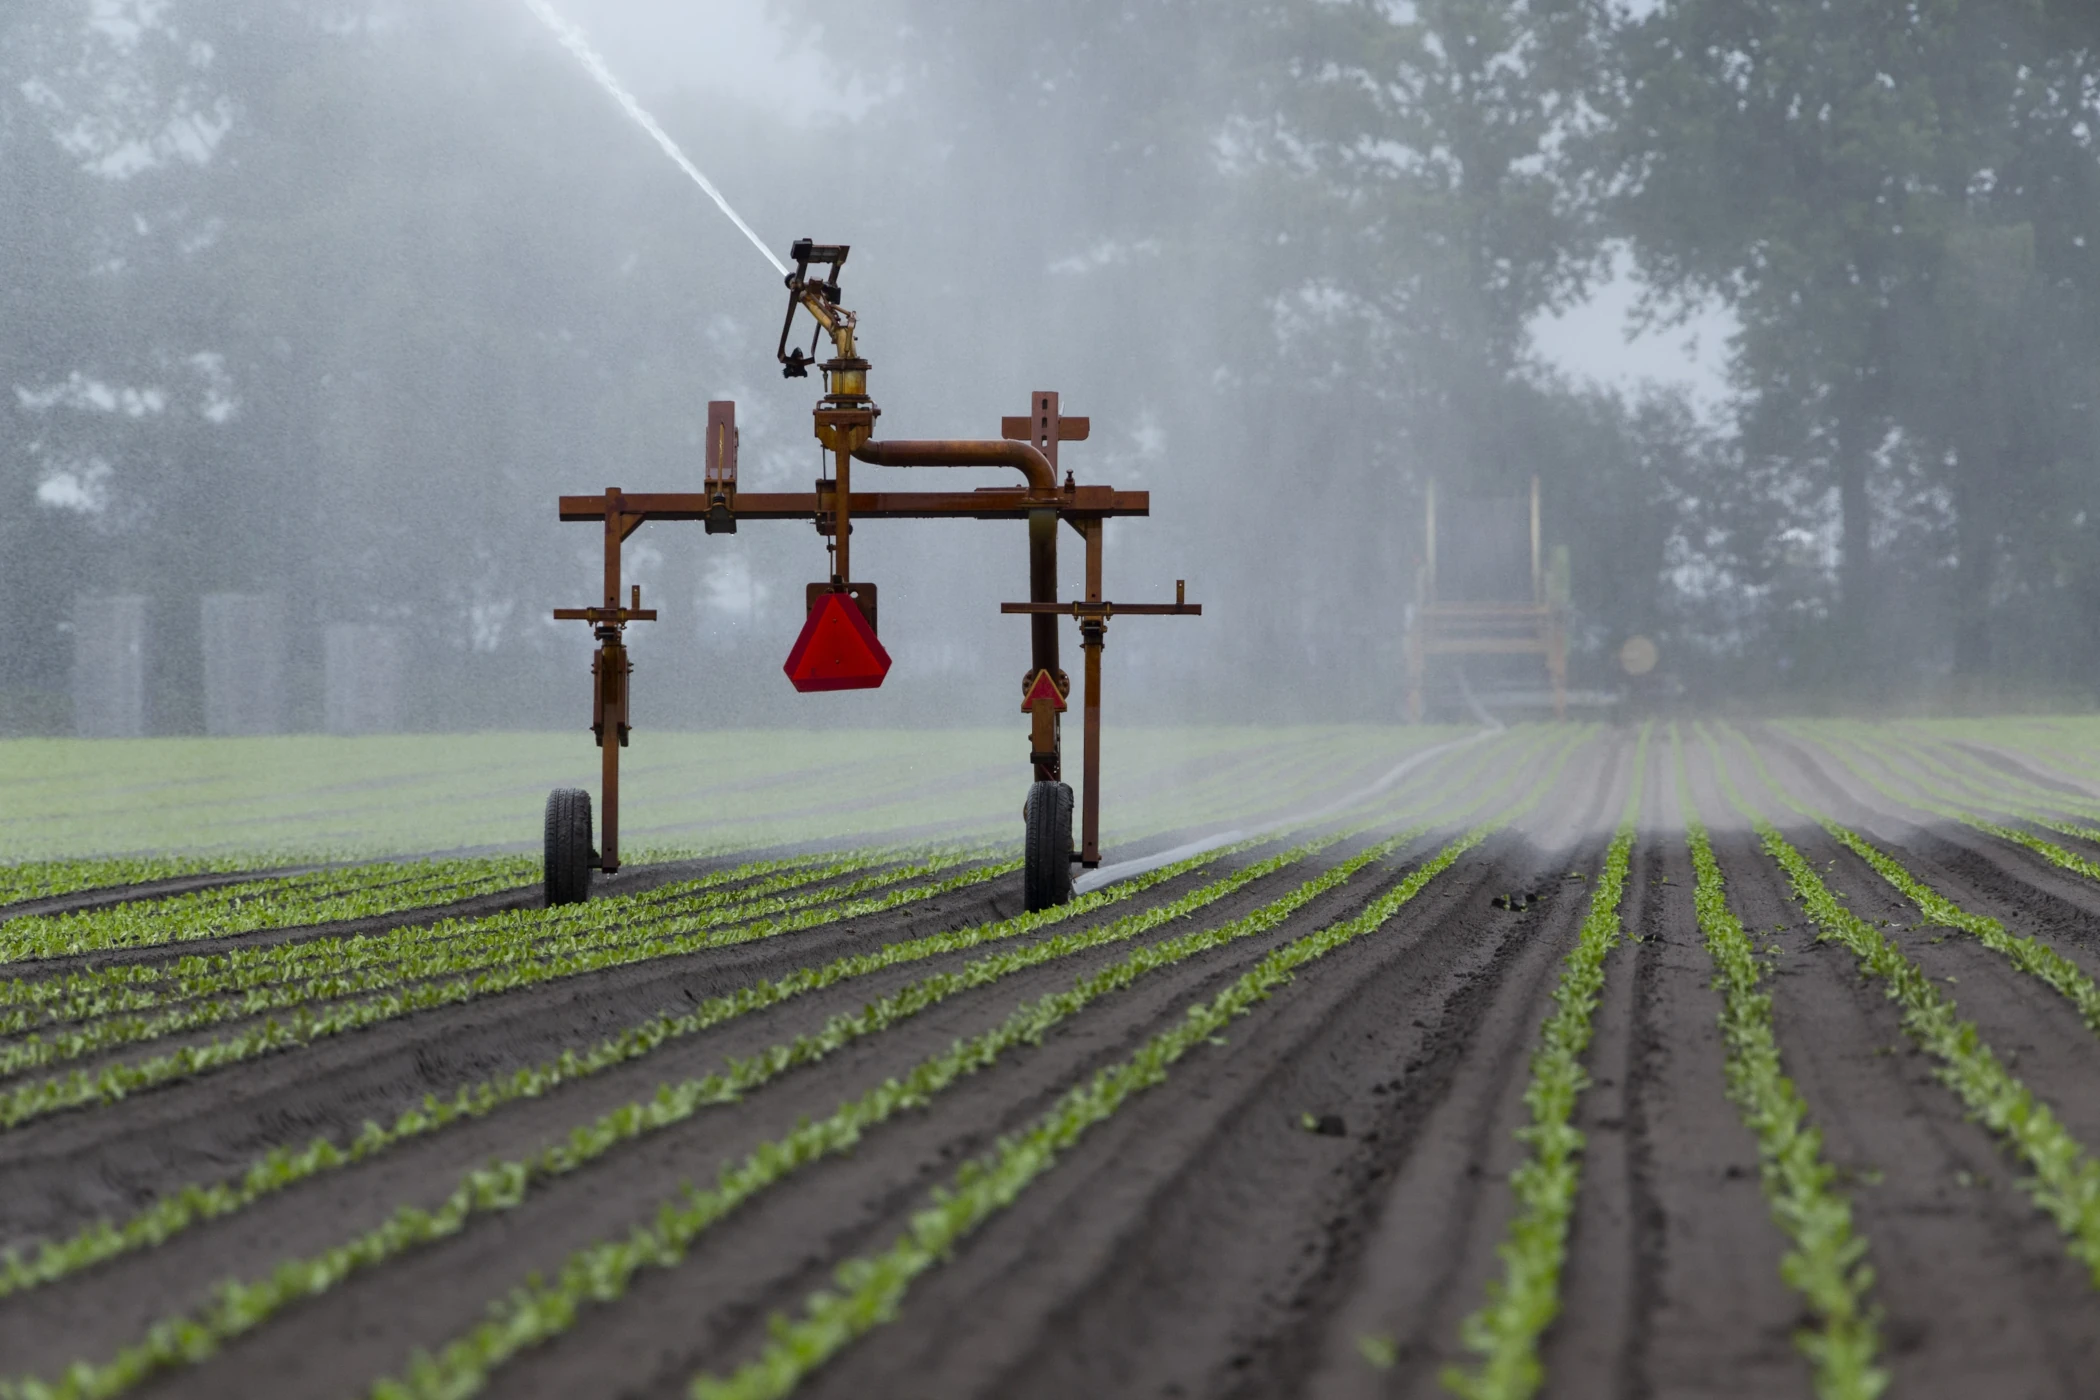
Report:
1079,520,1105,866
595,490,631,874
1406,619,1424,724
1530,474,1543,604
1028,507,1060,781
833,447,852,584
1425,478,1438,601
1547,614,1567,721
1411,480,1434,724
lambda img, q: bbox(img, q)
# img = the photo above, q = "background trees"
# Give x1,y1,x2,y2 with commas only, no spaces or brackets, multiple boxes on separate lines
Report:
5,0,2100,731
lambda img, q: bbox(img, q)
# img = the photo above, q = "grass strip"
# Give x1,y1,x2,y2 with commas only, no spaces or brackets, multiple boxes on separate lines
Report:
1439,724,1646,1400
1725,728,2100,1043
1680,731,1884,1400
674,740,1584,1400
1705,730,2100,1287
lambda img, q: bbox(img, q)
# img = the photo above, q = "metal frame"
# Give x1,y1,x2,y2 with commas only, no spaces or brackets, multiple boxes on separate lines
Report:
554,240,1197,881
1405,474,1567,721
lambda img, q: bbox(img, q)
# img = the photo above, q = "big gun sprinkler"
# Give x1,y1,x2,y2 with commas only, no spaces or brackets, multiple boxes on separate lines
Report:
545,241,1200,912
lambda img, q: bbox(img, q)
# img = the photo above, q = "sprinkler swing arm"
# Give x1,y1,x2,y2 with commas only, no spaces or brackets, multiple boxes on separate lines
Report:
546,240,1199,910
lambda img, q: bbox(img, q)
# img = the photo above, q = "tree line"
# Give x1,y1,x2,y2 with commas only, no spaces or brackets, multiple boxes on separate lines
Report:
6,0,2100,733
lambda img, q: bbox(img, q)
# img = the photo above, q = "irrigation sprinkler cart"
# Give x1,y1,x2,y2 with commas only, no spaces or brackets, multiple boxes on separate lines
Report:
544,240,1199,910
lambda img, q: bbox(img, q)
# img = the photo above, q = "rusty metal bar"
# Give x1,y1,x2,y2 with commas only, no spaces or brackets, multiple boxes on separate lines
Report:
999,602,1202,617
834,447,852,582
561,489,1147,523
1028,508,1059,780
600,507,624,873
1079,521,1104,867
853,438,1057,492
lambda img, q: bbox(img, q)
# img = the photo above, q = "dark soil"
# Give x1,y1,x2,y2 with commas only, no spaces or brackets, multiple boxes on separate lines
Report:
6,727,2100,1398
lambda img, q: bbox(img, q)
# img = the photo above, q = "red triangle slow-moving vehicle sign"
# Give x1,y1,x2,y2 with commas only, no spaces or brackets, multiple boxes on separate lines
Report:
1020,668,1067,712
784,591,892,692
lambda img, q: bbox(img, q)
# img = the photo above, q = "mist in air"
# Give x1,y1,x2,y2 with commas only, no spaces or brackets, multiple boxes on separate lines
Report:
6,0,2100,740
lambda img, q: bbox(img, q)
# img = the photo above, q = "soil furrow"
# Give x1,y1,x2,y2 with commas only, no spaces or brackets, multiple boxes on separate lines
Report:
1691,739,2100,1400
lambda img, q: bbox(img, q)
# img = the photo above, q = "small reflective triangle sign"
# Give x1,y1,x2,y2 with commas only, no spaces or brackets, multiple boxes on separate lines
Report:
784,592,892,692
1021,668,1067,712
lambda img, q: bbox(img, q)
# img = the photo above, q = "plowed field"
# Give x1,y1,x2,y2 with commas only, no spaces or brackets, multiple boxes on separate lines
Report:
9,720,2100,1399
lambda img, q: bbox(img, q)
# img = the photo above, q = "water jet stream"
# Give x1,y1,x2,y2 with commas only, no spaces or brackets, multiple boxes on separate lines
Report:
521,0,789,277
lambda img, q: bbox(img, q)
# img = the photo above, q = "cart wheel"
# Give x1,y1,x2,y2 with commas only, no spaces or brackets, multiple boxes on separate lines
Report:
544,787,594,906
1023,780,1074,912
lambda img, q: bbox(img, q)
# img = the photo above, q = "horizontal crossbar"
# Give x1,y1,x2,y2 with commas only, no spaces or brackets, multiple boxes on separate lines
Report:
559,487,1148,523
999,602,1202,617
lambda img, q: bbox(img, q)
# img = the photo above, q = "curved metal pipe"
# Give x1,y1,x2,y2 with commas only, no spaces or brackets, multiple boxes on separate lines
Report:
853,439,1057,493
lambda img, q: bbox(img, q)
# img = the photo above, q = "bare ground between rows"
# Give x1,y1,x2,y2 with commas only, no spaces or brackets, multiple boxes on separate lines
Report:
89,820,1466,1398
1691,743,2100,1400
1550,840,1789,1397
771,734,1624,1400
1252,734,1631,1400
1540,742,1800,1400
821,885,1560,1400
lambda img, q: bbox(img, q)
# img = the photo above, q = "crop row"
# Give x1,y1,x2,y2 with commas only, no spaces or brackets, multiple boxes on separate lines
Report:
1723,729,2100,1046
0,847,1004,1084
1880,722,2100,817
1706,732,2100,1285
672,741,1581,1400
0,732,1528,1303
1682,733,1885,1400
2,840,913,983
0,834,1270,1302
1441,725,1647,1400
0,856,539,966
1883,728,2100,825
0,854,303,910
0,844,972,1042
0,848,1022,1131
4,731,1571,1399
1782,725,2100,886
11,822,1428,1399
1846,726,2100,850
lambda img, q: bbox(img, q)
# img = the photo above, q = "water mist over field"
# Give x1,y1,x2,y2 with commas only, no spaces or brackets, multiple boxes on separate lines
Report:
6,0,2100,748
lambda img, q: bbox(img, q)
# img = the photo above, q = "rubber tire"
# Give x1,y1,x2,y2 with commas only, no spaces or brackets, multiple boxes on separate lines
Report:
1023,780,1075,912
544,787,594,906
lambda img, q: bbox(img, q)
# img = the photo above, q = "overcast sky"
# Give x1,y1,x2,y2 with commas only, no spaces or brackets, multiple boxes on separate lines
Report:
551,0,1734,410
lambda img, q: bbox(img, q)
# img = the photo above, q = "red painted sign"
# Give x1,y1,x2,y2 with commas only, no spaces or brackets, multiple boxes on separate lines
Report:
1021,668,1068,712
784,591,892,692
